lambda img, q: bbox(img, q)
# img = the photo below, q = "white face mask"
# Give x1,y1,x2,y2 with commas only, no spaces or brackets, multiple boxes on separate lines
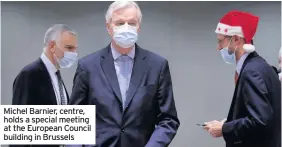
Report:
220,37,237,64
54,46,78,68
113,23,138,48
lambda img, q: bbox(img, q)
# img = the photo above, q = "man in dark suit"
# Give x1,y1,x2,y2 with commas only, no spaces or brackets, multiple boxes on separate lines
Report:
69,1,180,147
12,24,78,147
204,11,281,147
13,24,78,106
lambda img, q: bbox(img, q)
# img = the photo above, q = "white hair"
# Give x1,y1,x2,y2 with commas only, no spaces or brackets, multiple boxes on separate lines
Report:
105,1,142,24
43,24,76,51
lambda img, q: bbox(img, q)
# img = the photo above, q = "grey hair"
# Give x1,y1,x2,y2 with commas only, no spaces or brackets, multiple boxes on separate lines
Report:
105,1,142,24
43,24,76,51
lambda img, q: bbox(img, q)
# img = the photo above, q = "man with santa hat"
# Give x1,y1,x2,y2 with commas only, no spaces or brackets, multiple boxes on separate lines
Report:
204,10,281,147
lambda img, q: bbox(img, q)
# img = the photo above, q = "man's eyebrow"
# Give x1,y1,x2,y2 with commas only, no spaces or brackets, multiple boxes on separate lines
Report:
128,18,138,21
65,45,76,48
114,19,124,22
114,18,137,22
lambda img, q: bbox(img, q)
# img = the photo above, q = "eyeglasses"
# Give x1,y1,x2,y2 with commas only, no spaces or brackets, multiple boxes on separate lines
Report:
217,36,232,46
217,39,224,45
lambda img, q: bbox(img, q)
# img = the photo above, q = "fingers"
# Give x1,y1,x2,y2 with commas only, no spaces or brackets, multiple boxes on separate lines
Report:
204,120,218,125
204,120,215,131
208,130,218,138
208,129,216,138
204,120,217,130
211,120,218,123
204,121,211,126
203,120,223,138
203,125,209,131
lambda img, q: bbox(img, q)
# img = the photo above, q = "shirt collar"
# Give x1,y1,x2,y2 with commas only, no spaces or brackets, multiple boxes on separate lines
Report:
40,53,58,74
236,53,249,75
111,43,135,60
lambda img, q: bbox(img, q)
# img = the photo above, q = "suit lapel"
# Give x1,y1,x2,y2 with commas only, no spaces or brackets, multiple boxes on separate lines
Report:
124,45,148,109
101,45,123,103
234,51,258,90
38,58,58,105
227,52,258,120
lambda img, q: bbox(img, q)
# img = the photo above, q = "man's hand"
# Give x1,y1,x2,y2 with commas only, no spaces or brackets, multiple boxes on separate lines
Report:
204,120,224,138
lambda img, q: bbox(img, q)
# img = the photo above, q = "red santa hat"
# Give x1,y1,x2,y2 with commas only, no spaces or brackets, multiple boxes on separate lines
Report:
215,10,259,53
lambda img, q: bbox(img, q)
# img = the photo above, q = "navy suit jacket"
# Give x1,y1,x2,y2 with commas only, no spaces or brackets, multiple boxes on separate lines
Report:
69,44,180,147
222,52,281,147
12,58,69,147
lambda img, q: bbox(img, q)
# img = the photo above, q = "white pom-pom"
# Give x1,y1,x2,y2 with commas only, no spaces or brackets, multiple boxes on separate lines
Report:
243,44,255,53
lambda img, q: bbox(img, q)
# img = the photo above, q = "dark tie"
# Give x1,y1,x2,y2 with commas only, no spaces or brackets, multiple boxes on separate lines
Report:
55,70,67,105
235,71,239,84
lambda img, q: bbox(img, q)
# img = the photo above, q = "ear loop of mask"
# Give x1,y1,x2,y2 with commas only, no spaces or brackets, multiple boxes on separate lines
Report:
226,36,233,54
227,36,238,55
53,43,64,67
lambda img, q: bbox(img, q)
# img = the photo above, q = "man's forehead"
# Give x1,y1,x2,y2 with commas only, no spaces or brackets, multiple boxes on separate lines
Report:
60,32,77,43
112,7,138,20
217,34,225,40
61,31,76,38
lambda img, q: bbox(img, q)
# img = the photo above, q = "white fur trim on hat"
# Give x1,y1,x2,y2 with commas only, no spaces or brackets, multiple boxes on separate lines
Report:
215,23,244,37
243,44,255,53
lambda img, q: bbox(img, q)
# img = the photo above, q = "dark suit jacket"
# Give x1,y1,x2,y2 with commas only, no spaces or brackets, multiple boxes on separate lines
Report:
69,44,180,147
222,52,281,147
11,58,69,147
272,66,279,75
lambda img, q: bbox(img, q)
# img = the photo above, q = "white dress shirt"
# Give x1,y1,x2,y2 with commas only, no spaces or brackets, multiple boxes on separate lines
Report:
40,53,67,105
236,53,250,75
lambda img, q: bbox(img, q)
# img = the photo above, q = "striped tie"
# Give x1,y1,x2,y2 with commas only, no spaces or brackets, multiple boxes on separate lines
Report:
56,70,67,105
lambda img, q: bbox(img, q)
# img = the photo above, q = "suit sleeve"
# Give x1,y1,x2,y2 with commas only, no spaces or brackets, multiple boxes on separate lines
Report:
222,69,273,143
145,60,180,147
68,61,89,105
12,71,32,105
11,71,32,147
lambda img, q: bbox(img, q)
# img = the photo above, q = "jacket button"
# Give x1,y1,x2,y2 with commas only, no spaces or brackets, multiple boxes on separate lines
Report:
121,127,125,132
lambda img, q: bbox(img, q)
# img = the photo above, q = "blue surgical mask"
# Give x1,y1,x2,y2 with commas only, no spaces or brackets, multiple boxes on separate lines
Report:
113,24,138,48
220,48,236,64
55,46,78,68
220,37,236,64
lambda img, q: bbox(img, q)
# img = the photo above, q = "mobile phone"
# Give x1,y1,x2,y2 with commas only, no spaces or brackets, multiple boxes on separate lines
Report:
196,124,206,127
